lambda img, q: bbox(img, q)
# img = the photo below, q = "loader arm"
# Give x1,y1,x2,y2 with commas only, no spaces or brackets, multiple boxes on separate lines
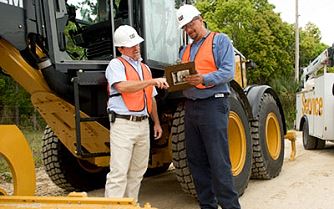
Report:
0,39,110,166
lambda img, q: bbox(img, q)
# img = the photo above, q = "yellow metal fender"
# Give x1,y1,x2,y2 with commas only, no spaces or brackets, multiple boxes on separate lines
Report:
0,125,36,195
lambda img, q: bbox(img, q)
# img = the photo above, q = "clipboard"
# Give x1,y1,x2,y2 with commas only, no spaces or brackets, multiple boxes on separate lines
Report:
164,62,197,92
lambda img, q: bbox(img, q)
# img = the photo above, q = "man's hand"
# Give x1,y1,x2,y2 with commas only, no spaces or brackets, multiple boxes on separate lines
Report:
185,74,204,86
153,123,163,140
153,78,169,89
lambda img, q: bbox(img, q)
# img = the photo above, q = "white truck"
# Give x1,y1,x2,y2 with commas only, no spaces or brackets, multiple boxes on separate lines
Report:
296,46,334,149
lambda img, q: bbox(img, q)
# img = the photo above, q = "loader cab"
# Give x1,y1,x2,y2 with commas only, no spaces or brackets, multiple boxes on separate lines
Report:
37,0,182,128
66,0,130,60
45,0,181,74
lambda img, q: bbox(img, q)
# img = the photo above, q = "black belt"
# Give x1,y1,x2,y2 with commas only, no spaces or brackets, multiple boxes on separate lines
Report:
115,114,148,122
187,93,230,101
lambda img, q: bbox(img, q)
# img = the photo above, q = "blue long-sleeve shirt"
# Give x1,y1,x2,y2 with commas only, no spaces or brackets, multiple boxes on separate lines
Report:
179,31,235,100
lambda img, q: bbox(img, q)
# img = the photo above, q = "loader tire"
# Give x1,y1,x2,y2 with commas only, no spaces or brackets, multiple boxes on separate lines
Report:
42,126,108,191
251,93,284,179
172,96,252,196
302,120,326,150
171,103,196,196
228,96,252,195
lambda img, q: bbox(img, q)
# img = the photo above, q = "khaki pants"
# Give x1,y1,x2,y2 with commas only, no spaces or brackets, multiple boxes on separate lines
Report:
105,118,150,202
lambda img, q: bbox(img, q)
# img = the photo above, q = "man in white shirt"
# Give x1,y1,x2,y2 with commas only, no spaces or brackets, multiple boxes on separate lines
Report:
104,25,169,202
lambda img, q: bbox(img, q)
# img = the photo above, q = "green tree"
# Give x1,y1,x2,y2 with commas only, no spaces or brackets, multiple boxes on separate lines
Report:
0,73,6,114
0,73,35,127
196,0,295,84
299,23,328,68
64,22,85,59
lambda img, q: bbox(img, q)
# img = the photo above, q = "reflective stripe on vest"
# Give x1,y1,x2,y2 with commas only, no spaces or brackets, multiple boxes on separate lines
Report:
181,32,217,89
117,57,153,113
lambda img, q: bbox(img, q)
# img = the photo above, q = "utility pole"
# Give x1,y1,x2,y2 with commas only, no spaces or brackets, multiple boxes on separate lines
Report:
295,0,299,82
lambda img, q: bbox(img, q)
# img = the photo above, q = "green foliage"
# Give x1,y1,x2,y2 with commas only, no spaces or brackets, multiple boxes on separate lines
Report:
64,22,86,59
77,0,98,23
22,130,44,168
0,74,45,129
0,76,5,90
299,23,328,67
269,74,299,129
0,157,10,177
197,0,295,84
327,67,334,73
0,74,32,113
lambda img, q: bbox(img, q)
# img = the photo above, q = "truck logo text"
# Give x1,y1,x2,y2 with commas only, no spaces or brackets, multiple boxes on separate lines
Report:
0,0,23,8
302,94,323,116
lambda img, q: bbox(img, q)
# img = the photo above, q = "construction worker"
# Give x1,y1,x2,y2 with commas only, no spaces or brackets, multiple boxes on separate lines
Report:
176,5,241,209
104,25,169,202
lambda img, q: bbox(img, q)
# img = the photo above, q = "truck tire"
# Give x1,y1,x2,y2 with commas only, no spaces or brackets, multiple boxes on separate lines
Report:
172,96,252,196
251,93,284,179
316,138,326,149
302,120,326,150
42,126,108,191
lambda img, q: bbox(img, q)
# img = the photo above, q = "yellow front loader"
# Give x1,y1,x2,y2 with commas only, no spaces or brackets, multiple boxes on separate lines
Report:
0,0,287,203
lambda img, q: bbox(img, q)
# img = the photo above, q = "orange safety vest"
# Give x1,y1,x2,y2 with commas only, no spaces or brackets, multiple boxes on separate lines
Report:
181,32,217,89
116,57,153,113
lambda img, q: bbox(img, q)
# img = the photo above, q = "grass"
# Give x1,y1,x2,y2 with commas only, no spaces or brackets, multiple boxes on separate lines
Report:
22,129,44,168
0,129,44,183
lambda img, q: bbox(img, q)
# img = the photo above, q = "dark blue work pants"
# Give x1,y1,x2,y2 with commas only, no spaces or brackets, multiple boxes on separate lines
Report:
185,97,241,209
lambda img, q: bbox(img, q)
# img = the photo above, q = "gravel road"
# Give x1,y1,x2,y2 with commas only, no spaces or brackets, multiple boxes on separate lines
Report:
2,132,334,209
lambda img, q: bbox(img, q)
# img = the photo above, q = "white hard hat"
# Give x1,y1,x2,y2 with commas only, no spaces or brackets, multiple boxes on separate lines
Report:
176,4,201,28
114,25,144,47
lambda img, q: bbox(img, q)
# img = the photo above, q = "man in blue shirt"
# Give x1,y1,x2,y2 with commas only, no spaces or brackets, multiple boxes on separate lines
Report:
176,5,241,209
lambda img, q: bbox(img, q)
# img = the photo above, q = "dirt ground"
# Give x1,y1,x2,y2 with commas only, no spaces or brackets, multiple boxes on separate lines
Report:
2,132,334,209
135,132,334,209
